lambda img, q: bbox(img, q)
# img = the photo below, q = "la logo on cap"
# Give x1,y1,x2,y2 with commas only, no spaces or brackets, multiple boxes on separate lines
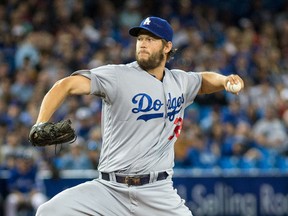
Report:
143,17,151,25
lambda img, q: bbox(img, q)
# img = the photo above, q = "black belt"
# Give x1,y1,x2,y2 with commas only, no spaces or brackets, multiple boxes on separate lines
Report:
101,171,168,186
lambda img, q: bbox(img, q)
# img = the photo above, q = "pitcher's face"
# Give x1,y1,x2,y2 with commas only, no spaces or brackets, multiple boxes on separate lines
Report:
136,34,165,71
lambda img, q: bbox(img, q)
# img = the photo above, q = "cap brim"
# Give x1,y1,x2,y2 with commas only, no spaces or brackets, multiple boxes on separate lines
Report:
129,27,162,39
129,27,143,37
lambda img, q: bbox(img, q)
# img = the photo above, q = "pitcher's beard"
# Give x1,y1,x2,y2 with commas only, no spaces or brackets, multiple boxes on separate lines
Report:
136,50,165,71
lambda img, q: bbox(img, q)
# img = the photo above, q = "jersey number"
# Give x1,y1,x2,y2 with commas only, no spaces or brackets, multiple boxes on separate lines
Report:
168,117,183,140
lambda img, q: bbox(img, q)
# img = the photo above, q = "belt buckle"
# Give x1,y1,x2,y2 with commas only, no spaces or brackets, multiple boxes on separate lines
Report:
124,176,141,186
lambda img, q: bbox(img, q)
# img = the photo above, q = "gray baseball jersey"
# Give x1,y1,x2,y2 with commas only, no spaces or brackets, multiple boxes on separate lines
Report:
73,61,202,174
36,61,201,216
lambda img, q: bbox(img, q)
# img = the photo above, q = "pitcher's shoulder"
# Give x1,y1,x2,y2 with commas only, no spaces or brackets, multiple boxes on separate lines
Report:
169,68,187,75
98,62,139,71
88,63,134,73
170,68,200,76
168,68,202,82
126,61,141,70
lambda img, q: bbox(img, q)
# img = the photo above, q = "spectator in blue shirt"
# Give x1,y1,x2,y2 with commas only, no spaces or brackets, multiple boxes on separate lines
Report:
4,152,47,216
55,138,93,170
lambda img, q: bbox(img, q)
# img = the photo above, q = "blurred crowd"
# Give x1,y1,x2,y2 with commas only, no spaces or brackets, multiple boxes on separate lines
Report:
0,0,287,188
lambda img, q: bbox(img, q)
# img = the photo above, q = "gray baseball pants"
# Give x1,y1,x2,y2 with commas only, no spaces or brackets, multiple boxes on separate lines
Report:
36,174,193,216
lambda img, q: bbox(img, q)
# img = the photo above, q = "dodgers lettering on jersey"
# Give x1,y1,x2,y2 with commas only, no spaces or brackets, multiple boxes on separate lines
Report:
131,93,184,122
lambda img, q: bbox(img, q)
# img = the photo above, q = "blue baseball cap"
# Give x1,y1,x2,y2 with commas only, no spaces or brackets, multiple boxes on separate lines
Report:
129,16,173,42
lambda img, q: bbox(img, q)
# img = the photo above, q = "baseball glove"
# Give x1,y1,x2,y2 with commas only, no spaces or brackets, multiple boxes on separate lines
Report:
29,119,77,147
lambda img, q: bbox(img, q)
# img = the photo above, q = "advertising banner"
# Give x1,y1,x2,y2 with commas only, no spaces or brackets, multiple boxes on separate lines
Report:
173,175,288,216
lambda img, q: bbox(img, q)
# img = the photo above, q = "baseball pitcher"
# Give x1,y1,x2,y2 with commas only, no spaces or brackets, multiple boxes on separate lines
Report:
29,16,244,216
